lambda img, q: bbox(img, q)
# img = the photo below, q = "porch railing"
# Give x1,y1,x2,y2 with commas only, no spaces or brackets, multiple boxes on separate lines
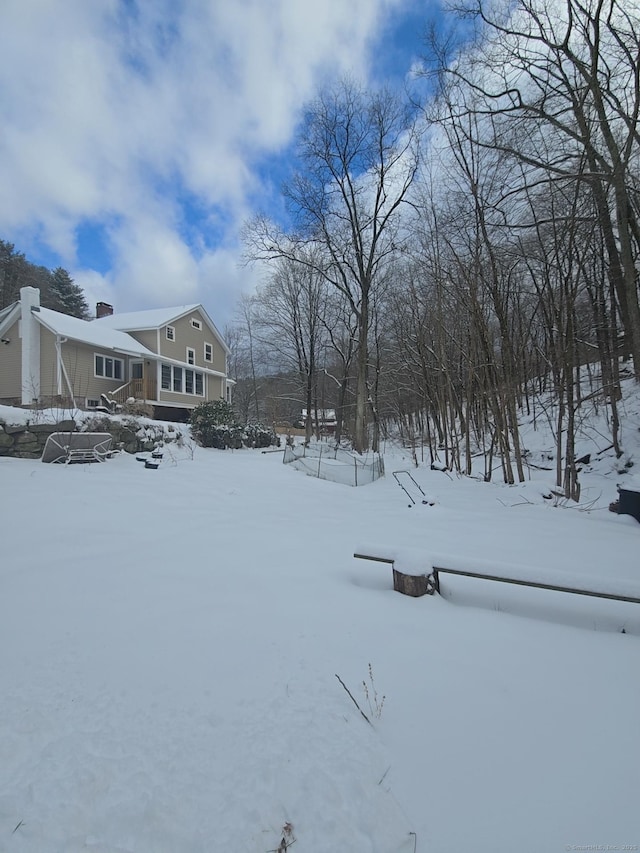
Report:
111,377,157,404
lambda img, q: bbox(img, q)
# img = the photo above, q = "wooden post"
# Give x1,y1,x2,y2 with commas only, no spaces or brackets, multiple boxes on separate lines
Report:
393,568,431,597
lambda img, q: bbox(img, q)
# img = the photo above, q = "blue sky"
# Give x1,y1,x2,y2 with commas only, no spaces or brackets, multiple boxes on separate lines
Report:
0,0,436,329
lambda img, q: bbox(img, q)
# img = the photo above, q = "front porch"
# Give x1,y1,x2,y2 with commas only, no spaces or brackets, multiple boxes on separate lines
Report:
111,377,158,405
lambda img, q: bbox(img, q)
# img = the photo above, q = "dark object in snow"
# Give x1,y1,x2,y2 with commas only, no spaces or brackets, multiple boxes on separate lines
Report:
145,460,159,469
151,451,163,459
354,553,640,605
136,456,147,462
430,460,447,472
354,552,435,598
617,485,640,523
575,453,591,465
393,568,435,597
609,500,620,513
42,432,114,464
392,470,425,506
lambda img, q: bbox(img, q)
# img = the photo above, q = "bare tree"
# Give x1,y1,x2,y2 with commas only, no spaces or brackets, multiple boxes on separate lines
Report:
245,78,422,451
251,256,328,444
425,0,640,377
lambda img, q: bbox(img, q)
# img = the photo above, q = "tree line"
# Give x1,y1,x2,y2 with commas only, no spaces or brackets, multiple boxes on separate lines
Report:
0,239,90,319
234,0,639,499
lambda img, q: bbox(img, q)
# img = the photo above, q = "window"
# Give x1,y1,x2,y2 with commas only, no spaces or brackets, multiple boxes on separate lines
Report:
186,347,195,365
191,318,202,331
95,354,123,380
161,364,171,390
166,325,175,341
204,342,213,362
86,398,100,408
160,363,203,396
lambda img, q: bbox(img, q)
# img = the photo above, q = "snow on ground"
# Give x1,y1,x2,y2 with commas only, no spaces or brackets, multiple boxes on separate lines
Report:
1,391,640,852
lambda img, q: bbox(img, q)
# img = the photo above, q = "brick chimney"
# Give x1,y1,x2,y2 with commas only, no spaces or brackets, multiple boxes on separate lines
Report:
96,301,114,318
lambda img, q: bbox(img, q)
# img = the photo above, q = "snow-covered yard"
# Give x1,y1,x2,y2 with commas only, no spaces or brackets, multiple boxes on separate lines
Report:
1,404,639,852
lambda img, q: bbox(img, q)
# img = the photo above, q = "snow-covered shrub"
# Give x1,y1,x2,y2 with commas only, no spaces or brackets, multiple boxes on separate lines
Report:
190,403,278,450
190,401,242,449
120,399,155,418
242,423,278,449
81,415,113,433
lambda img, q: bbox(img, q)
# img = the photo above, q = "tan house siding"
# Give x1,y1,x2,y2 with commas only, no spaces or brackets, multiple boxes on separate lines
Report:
38,327,58,399
127,329,157,352
158,311,226,373
41,334,130,403
61,342,118,402
208,375,224,400
157,388,203,406
0,320,22,400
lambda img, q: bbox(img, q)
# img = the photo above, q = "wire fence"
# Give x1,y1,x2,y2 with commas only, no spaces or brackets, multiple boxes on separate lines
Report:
283,442,385,487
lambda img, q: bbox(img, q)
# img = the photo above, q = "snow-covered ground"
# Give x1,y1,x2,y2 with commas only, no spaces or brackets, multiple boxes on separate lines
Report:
1,387,639,852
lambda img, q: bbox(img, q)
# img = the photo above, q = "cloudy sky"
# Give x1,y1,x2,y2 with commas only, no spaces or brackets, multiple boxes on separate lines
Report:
0,0,432,327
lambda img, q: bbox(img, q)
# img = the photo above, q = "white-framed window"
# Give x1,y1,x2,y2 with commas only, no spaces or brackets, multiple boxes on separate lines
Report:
86,398,100,408
191,318,202,331
160,363,203,396
204,342,213,362
186,347,195,365
161,364,171,390
95,354,124,380
166,325,175,341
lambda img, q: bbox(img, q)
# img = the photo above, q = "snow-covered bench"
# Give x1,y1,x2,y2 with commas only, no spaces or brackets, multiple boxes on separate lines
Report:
41,432,115,464
353,548,640,604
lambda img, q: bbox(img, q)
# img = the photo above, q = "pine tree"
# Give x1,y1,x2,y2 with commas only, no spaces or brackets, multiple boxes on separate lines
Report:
0,240,23,310
46,267,90,319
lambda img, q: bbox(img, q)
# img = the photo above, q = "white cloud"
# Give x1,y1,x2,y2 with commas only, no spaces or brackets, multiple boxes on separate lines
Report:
0,0,411,328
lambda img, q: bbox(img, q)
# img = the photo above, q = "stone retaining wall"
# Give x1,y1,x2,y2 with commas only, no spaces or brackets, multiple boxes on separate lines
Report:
0,420,78,459
0,417,179,459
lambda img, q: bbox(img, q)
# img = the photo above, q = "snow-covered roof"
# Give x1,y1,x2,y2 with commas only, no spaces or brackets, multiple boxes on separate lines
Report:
0,301,20,335
94,305,201,331
95,304,230,353
302,409,337,422
35,307,156,357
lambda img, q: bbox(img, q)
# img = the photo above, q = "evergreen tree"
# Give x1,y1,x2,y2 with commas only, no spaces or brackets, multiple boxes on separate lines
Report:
0,240,24,310
1,240,91,319
46,267,90,319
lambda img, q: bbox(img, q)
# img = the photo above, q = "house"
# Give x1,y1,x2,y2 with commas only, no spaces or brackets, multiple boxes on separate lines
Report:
300,409,337,434
0,286,233,420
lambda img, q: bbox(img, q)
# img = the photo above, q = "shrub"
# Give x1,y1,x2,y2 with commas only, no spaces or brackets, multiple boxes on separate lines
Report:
190,403,280,450
242,423,278,448
81,415,114,433
121,399,155,418
190,400,242,449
